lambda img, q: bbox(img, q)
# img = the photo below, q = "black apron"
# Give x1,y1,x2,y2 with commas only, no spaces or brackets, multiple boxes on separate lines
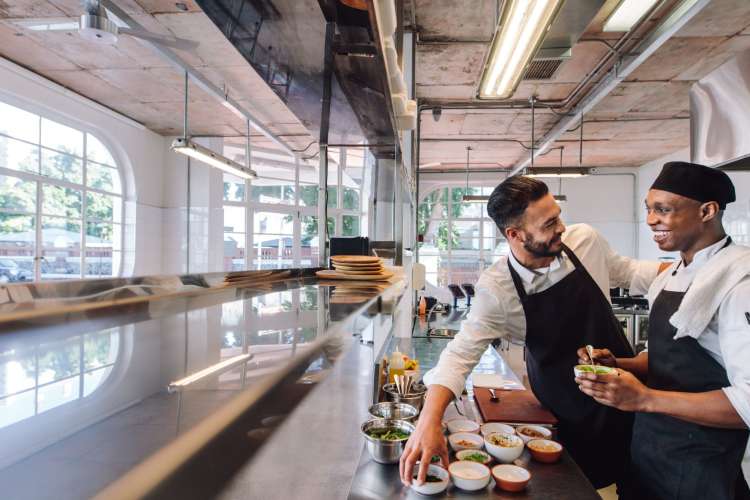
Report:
508,244,635,489
627,238,750,500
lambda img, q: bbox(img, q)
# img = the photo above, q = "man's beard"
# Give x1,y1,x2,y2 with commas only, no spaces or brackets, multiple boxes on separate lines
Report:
523,235,563,258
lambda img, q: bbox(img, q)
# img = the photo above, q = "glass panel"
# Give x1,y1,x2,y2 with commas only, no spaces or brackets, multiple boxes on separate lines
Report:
85,222,118,277
0,351,36,397
483,221,500,239
0,390,35,428
223,173,245,202
223,206,245,233
342,215,360,237
253,211,293,234
418,188,448,230
0,135,39,174
0,214,35,281
342,187,360,210
85,133,115,166
452,188,484,219
454,238,481,250
41,148,82,184
0,102,39,143
42,184,82,218
453,221,480,239
250,178,294,205
38,377,80,413
86,192,117,221
298,184,318,207
41,118,83,157
84,330,118,370
0,175,36,213
327,186,337,208
87,162,121,194
252,234,294,270
223,232,246,271
83,366,113,397
446,250,482,285
300,215,318,267
41,217,81,279
38,337,81,384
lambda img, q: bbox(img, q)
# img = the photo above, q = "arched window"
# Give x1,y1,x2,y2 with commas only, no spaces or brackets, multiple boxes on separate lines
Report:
418,186,509,287
0,100,124,280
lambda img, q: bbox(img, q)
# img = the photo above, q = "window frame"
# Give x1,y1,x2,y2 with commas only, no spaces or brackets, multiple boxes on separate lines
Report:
0,101,125,281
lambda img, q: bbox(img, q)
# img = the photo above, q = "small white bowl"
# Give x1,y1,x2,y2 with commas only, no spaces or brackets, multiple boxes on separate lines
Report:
484,432,524,463
411,464,449,495
480,422,515,437
573,364,617,378
516,425,552,444
446,418,480,434
455,449,492,466
448,432,484,452
449,461,491,491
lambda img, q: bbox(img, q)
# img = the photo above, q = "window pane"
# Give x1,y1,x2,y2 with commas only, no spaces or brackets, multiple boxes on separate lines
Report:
250,181,295,204
43,184,81,218
298,184,318,207
85,223,118,277
84,329,118,369
0,102,39,143
0,214,35,281
327,186,337,208
223,232,246,271
86,133,115,166
0,390,35,428
223,206,245,233
223,173,245,202
0,135,39,174
87,162,121,194
0,351,36,397
454,238,481,250
83,366,113,397
453,221,480,239
86,192,117,221
252,234,294,270
0,175,36,213
38,337,81,384
41,118,83,157
41,217,81,279
38,377,80,413
452,188,484,219
41,148,83,184
342,188,360,210
253,211,293,234
342,215,360,236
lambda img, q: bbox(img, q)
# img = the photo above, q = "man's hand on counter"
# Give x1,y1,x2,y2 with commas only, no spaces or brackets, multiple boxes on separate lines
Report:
399,385,453,486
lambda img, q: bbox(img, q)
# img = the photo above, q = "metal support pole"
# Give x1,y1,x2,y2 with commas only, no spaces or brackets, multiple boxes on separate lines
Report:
579,114,584,166
318,22,334,267
530,96,536,169
183,71,189,139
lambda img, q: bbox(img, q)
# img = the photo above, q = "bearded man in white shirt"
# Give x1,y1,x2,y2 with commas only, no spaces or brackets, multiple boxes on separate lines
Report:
400,175,666,490
576,162,750,500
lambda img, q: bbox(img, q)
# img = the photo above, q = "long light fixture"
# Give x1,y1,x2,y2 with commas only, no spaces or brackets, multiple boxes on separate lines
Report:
479,0,564,99
167,353,253,392
525,167,592,178
171,137,257,179
603,0,660,32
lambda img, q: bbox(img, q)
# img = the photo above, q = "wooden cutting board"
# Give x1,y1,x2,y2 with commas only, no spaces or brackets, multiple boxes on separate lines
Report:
474,387,557,426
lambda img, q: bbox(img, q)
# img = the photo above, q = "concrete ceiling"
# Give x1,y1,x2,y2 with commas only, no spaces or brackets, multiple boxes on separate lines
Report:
414,0,750,170
0,0,314,151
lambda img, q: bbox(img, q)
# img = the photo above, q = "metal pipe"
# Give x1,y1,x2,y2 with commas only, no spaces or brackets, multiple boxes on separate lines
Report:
318,22,334,267
510,0,711,175
183,71,188,138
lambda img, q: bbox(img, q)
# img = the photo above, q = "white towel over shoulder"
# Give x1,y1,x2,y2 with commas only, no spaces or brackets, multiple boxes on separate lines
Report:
671,244,750,339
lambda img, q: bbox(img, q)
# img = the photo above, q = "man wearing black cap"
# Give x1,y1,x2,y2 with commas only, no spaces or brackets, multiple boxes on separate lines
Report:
576,161,750,499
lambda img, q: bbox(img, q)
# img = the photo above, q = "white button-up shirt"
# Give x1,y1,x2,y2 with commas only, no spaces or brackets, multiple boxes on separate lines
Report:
647,236,750,429
424,224,661,398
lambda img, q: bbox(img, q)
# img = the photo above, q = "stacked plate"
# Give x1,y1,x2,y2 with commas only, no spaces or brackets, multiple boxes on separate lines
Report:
316,255,394,281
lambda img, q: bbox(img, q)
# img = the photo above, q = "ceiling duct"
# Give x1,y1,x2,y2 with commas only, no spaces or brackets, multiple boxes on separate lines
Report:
521,0,604,82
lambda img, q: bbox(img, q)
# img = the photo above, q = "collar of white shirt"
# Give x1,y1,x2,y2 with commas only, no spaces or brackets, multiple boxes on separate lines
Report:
507,247,565,285
677,235,731,274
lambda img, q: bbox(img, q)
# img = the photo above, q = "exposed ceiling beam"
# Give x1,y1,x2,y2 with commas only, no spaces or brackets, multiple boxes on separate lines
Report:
100,0,297,157
509,0,711,175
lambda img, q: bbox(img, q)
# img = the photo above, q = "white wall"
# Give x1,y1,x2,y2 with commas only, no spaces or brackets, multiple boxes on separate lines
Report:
635,148,750,259
0,58,166,276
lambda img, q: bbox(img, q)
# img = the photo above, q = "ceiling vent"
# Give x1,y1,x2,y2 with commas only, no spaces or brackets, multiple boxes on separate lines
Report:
523,58,564,80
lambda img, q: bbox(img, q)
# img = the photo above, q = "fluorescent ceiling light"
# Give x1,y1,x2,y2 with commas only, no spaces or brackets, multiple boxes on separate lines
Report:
172,137,257,179
525,167,592,178
168,354,253,392
603,0,659,32
479,0,564,99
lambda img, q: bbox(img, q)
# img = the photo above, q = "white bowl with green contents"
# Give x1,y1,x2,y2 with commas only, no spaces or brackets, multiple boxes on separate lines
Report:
573,364,617,378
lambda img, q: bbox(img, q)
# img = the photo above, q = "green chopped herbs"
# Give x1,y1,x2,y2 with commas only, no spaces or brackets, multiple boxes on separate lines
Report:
462,452,487,463
414,473,443,483
366,427,411,441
